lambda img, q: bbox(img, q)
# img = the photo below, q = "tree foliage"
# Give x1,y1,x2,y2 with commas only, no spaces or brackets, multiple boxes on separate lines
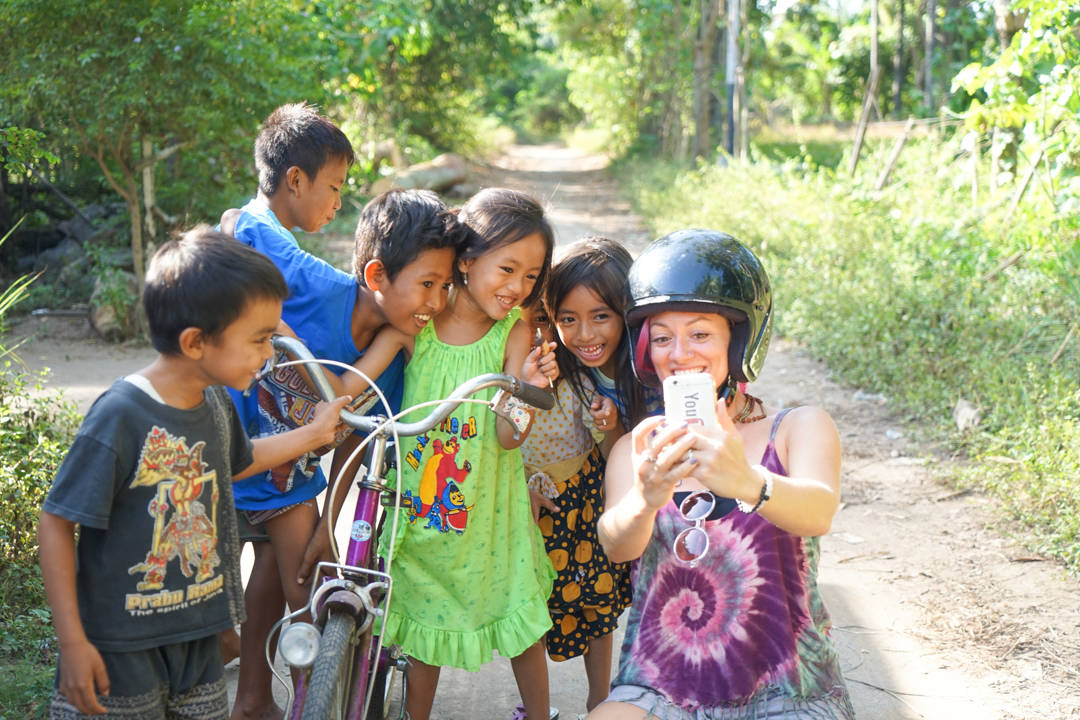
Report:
1,0,314,291
954,1,1080,193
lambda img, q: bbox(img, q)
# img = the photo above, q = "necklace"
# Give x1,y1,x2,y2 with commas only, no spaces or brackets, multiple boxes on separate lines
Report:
733,393,766,424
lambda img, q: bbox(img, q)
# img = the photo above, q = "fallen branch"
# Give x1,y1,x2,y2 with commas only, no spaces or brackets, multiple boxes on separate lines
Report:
29,168,93,224
873,116,915,190
849,67,881,176
981,250,1025,282
1003,147,1046,223
1049,323,1076,365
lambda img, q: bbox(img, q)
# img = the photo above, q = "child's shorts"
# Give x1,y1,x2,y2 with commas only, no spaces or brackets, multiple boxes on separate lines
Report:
237,498,317,543
236,508,270,543
50,633,227,720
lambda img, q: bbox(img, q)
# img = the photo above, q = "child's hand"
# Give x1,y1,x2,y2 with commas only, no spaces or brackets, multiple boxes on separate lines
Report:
523,343,558,389
58,639,109,714
298,522,331,586
306,395,354,448
529,487,560,525
590,395,619,434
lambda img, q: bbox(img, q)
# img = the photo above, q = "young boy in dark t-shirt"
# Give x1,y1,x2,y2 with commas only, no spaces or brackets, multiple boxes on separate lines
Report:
38,227,351,719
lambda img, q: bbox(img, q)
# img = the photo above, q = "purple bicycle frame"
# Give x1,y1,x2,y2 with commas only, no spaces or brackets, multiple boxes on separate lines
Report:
288,441,393,720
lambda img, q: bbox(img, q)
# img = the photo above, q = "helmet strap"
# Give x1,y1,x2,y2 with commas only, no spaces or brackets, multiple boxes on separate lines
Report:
717,377,738,407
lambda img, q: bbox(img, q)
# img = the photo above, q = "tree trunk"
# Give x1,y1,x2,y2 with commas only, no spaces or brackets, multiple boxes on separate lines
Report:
724,0,740,155
0,169,13,236
893,0,905,118
737,0,750,160
924,0,936,113
993,0,1027,50
692,0,722,160
870,0,879,80
141,136,156,248
90,137,149,337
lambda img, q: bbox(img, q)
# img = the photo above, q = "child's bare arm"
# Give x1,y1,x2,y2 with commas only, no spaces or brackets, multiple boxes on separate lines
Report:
235,394,353,480
589,394,624,457
497,320,557,449
340,327,413,397
38,511,109,715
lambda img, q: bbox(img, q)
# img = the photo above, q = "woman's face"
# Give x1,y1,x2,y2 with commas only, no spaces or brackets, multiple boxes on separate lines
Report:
647,310,731,385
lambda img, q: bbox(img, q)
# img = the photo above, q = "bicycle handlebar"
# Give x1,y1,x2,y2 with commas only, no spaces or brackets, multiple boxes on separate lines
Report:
268,335,554,437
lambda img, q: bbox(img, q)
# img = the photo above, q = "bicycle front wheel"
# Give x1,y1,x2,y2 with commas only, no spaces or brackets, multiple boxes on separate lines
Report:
302,609,357,720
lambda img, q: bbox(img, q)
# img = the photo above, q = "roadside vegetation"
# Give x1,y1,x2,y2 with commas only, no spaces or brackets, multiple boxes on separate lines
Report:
614,139,1080,570
592,0,1080,572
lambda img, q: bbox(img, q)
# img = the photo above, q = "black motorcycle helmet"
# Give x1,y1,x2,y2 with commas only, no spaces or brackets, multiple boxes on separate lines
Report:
626,229,772,388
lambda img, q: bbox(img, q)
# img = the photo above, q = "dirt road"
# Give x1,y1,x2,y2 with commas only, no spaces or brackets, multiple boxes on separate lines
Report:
13,144,1080,719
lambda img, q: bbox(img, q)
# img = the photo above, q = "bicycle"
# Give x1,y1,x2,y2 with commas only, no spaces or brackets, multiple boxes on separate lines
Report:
259,335,555,720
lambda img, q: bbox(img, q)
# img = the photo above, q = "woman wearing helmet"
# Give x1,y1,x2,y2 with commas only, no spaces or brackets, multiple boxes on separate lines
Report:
591,230,854,719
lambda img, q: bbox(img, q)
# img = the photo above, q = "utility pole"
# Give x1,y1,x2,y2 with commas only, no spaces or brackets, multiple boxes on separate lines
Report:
724,0,739,155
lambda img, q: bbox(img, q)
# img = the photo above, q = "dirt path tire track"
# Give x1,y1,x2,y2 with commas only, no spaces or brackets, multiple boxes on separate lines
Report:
12,144,1079,720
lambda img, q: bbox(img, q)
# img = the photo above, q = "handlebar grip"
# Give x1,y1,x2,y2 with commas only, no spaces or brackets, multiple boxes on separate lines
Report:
513,379,555,411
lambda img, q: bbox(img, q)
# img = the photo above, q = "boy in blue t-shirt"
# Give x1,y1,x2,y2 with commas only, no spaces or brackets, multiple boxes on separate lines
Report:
225,102,465,720
38,228,350,719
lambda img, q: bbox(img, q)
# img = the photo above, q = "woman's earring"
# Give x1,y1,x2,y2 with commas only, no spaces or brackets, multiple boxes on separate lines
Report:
462,272,469,287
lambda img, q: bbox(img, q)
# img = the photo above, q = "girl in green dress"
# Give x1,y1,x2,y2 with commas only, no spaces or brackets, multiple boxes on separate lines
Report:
375,188,559,720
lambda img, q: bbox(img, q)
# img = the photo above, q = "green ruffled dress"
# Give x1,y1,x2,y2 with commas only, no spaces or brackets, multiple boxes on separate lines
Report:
380,307,555,671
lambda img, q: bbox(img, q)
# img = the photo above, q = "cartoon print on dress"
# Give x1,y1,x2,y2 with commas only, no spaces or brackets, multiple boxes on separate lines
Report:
401,434,475,534
127,426,220,592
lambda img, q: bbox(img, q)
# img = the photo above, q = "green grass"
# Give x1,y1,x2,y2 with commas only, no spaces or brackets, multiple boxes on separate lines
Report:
613,134,1080,572
0,658,51,720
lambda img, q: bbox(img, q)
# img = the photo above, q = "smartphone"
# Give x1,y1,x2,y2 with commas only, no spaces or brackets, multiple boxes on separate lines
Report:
662,373,719,428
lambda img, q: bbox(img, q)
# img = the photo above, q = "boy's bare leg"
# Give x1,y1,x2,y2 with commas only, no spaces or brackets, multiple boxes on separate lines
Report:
510,640,551,720
404,659,441,720
265,500,321,620
231,542,286,720
583,633,614,711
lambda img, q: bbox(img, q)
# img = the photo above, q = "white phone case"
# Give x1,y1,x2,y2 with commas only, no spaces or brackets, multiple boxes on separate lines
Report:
663,373,719,428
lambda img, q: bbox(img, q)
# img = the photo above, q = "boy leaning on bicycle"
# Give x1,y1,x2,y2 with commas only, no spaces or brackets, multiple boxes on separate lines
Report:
37,227,351,719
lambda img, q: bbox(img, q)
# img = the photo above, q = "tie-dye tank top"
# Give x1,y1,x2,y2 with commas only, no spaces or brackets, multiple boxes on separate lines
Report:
612,409,854,717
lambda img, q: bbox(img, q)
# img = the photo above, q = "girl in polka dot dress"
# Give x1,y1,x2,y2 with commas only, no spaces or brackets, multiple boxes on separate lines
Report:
522,237,654,715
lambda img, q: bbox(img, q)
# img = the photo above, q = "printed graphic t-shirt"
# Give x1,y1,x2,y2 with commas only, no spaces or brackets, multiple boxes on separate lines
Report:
43,381,252,653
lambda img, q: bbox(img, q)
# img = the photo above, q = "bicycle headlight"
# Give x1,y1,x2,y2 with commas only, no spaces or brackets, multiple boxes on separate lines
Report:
279,622,320,669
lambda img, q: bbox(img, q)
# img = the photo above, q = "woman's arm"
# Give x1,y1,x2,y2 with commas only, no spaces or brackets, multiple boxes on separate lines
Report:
597,417,694,562
692,404,842,537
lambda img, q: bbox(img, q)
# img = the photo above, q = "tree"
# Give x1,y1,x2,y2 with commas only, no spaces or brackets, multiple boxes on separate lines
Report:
0,0,314,298
692,0,722,159
954,1,1080,188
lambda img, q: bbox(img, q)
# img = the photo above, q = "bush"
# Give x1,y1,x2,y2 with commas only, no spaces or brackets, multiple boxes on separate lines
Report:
0,368,80,614
0,370,77,718
614,136,1080,571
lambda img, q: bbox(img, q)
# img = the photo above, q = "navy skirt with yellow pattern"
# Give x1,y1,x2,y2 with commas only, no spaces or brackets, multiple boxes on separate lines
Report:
536,444,631,661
